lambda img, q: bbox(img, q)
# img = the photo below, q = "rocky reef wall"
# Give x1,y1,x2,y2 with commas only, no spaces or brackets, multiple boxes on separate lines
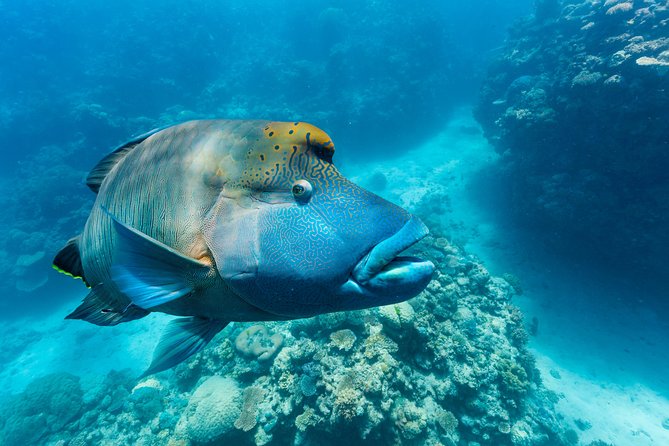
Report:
475,0,669,276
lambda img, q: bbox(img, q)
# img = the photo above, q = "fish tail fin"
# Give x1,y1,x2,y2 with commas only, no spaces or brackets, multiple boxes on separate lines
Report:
140,317,228,378
53,235,89,286
66,284,149,326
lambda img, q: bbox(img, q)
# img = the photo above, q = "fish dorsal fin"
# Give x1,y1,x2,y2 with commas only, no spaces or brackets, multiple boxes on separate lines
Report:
53,235,89,286
86,126,168,193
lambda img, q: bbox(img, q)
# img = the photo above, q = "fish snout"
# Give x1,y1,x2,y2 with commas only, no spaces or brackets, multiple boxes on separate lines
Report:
341,215,435,306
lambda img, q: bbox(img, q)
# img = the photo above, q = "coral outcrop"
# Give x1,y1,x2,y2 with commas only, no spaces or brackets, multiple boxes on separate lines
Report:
0,373,83,445
235,325,285,362
175,376,243,443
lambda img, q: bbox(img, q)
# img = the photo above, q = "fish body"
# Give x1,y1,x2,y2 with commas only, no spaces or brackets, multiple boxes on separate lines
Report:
54,120,434,375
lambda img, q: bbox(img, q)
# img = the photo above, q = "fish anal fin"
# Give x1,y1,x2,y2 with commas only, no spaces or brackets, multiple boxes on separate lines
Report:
66,284,149,326
141,317,228,377
53,236,89,286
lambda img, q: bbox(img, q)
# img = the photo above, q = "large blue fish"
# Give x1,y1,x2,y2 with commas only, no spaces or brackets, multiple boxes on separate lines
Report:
54,120,434,375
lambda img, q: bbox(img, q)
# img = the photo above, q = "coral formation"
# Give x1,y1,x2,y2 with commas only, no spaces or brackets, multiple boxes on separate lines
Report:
0,373,83,445
329,329,357,351
128,379,164,423
235,325,285,362
175,376,242,443
475,0,669,277
235,386,265,432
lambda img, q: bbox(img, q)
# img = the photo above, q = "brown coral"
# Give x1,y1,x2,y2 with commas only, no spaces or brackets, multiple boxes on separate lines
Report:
234,386,265,432
235,325,284,361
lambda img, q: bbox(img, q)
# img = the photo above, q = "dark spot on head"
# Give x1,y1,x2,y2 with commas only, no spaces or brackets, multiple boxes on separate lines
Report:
294,122,299,126
289,129,294,135
274,145,280,150
260,154,265,161
264,126,269,130
293,145,297,149
269,131,274,137
265,171,270,175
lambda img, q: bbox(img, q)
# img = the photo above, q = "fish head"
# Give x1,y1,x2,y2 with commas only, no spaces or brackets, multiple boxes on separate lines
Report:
208,121,434,318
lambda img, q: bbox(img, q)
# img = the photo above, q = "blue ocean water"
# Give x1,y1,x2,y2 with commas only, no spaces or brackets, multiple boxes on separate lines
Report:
1,1,668,445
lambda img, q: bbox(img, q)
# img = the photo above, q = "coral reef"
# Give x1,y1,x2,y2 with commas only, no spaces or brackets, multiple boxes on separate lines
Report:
0,225,577,445
329,329,357,351
235,386,266,432
475,0,669,276
0,373,83,445
175,376,242,443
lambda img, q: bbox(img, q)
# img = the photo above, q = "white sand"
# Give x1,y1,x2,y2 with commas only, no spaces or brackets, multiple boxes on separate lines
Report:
536,353,669,445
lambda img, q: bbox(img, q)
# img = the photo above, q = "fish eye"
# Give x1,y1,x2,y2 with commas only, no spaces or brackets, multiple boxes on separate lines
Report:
292,180,313,202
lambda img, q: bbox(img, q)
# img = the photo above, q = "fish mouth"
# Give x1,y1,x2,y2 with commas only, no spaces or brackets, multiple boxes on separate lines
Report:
345,216,435,300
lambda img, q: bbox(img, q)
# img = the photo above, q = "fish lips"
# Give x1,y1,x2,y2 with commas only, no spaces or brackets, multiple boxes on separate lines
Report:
341,216,435,304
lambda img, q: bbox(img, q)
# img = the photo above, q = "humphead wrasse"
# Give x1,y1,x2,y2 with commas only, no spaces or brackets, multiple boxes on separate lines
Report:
54,120,434,376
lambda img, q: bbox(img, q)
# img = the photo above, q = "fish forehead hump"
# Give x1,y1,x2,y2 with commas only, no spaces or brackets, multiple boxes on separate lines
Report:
208,120,337,190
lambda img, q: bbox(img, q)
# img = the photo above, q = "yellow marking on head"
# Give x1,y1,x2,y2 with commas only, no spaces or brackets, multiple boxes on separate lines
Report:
263,122,335,159
234,121,339,189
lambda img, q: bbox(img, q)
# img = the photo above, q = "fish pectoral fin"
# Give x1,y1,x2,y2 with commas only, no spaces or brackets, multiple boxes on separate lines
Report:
66,283,148,326
141,317,228,377
106,208,211,310
53,235,89,286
